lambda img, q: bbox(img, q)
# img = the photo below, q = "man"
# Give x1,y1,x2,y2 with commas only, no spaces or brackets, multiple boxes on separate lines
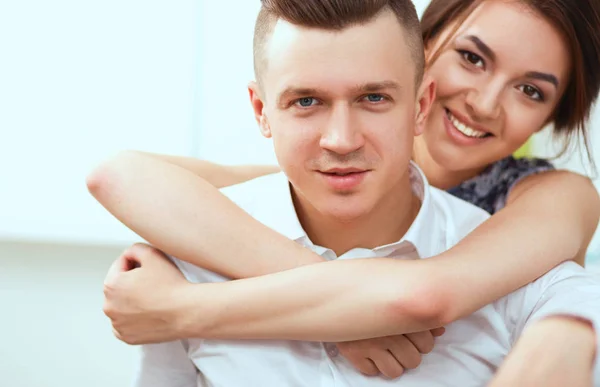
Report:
94,0,600,386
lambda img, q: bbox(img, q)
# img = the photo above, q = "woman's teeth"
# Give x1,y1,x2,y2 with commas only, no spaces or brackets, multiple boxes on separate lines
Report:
447,111,488,138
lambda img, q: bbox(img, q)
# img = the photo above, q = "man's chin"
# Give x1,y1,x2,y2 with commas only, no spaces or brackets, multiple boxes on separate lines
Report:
291,183,371,221
315,196,372,222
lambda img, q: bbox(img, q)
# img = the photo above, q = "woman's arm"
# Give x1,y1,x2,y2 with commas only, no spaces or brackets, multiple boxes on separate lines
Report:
438,170,600,321
506,171,598,266
89,151,599,338
175,168,600,340
180,167,600,338
134,151,280,188
87,150,324,279
189,259,447,341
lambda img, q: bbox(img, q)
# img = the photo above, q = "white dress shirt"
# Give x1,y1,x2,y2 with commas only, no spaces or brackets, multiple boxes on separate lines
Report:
134,163,600,387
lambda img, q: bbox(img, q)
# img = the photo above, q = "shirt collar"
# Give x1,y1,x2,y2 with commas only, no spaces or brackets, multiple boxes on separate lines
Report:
373,162,443,259
250,162,442,259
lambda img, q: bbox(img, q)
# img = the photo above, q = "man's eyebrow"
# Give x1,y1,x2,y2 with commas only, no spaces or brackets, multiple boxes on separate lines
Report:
276,87,320,106
353,81,402,93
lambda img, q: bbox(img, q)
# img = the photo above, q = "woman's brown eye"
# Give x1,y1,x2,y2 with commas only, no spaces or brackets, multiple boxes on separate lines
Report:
518,85,543,101
458,50,484,68
466,53,480,64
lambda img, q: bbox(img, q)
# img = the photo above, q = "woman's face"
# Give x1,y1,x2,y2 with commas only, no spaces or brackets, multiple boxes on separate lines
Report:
421,0,571,174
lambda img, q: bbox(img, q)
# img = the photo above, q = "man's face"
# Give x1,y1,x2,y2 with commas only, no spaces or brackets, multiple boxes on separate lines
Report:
250,10,433,222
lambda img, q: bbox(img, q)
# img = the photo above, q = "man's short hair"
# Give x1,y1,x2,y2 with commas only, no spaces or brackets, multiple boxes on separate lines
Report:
253,0,425,87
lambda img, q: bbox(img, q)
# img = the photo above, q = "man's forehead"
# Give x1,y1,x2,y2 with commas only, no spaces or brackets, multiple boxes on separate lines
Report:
261,13,415,99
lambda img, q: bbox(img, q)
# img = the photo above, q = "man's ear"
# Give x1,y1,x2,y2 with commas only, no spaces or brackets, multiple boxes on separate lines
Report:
414,75,436,136
248,81,271,138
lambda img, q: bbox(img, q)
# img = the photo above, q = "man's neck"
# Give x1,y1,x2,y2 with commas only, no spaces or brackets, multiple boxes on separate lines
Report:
412,137,484,190
292,170,420,257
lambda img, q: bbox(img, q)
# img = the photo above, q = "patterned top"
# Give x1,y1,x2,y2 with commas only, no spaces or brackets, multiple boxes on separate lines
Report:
447,156,555,214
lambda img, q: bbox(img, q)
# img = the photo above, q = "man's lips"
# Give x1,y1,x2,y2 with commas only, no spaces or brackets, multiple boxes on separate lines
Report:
319,168,368,175
317,169,370,191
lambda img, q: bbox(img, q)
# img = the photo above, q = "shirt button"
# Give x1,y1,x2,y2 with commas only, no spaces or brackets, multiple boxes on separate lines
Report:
325,343,339,358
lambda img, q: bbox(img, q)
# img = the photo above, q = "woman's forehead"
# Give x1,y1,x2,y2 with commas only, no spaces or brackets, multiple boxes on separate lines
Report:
440,0,570,84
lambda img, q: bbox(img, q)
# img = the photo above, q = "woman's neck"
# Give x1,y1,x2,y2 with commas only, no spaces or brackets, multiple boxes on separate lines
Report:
412,137,486,190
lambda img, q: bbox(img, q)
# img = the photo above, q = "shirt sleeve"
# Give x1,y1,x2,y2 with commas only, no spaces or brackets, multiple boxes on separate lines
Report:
132,340,199,387
507,262,600,383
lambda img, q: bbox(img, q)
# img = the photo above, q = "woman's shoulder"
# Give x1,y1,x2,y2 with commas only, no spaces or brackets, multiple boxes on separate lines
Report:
489,156,555,177
447,156,555,214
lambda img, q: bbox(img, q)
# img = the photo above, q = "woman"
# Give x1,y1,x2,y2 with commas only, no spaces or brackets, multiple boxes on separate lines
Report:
91,0,600,351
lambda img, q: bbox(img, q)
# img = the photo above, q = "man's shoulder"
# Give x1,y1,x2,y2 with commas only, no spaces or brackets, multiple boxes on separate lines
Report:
427,186,491,245
494,261,600,339
526,261,596,289
496,262,598,309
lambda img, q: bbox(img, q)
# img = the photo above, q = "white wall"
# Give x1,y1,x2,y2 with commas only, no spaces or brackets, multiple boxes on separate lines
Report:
0,1,198,386
0,241,137,387
0,0,199,246
196,0,271,166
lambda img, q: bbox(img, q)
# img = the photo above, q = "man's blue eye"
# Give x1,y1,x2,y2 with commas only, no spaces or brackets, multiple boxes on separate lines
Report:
366,94,384,102
297,97,316,107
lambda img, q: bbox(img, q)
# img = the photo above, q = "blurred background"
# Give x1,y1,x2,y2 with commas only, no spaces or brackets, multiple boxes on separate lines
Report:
1,1,599,386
